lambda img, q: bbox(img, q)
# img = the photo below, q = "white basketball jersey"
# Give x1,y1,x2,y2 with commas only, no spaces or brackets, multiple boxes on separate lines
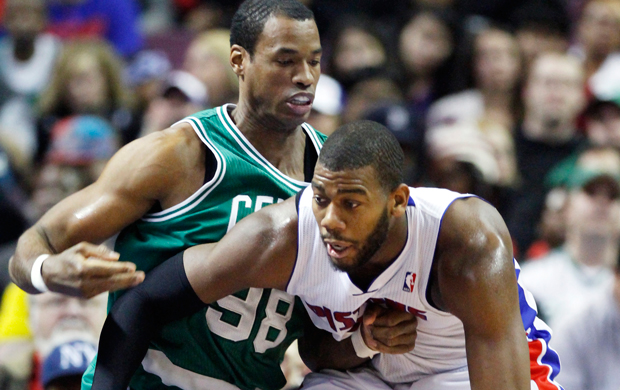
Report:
287,186,472,383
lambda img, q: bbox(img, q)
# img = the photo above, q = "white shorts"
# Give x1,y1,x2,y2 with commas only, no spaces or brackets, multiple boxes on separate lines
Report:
300,366,470,390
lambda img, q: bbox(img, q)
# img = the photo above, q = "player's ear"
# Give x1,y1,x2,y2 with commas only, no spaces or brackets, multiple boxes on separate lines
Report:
390,184,409,217
230,44,246,78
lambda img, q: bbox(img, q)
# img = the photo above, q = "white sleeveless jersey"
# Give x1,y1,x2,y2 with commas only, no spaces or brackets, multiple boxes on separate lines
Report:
288,186,565,388
287,186,472,382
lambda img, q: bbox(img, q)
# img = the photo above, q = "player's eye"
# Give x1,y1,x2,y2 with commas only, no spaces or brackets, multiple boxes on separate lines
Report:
344,200,360,209
313,195,328,206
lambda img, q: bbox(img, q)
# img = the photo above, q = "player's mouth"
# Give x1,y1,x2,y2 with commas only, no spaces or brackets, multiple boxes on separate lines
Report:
324,240,353,259
286,93,313,116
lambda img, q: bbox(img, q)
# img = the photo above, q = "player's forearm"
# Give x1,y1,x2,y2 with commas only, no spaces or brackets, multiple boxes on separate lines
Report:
92,251,205,390
9,225,55,294
467,338,530,390
298,324,369,371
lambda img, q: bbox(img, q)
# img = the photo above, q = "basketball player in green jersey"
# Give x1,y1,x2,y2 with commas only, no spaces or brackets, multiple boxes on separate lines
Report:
9,1,418,389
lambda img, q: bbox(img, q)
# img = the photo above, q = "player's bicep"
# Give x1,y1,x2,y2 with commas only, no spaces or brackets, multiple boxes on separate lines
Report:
437,199,514,328
437,199,529,388
38,139,167,249
185,199,298,304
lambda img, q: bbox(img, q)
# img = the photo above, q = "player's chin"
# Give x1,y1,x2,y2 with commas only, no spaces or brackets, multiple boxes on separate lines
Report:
277,104,311,124
328,256,358,273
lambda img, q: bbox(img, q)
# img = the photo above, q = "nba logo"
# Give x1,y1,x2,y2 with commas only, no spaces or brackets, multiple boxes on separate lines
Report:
403,272,416,292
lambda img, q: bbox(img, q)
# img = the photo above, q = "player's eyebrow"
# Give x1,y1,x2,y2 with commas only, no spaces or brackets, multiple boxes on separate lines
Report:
275,48,298,55
311,182,367,196
311,181,325,192
336,188,367,195
275,47,323,55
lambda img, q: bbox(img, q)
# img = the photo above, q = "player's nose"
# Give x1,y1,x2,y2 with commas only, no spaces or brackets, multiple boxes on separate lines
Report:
321,204,345,231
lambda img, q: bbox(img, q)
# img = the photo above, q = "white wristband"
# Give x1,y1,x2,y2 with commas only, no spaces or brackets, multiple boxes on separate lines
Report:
31,254,50,293
351,326,379,359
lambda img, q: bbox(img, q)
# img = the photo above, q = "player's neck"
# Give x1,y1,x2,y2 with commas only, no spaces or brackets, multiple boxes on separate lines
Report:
229,104,306,180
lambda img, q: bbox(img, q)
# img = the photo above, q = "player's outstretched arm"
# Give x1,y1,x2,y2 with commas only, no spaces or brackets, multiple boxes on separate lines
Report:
435,197,530,390
92,199,299,389
9,125,199,297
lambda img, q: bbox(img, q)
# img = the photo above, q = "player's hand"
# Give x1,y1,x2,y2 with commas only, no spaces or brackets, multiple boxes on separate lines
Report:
41,242,145,298
361,303,418,354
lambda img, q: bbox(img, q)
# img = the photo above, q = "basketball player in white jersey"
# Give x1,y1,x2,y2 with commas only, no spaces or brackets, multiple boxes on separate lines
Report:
90,120,563,390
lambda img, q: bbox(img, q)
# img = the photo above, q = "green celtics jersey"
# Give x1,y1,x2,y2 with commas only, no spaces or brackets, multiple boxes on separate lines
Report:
82,105,327,390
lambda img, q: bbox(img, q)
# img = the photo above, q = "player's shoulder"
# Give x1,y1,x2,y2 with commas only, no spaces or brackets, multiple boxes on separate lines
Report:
437,195,510,259
183,105,234,132
258,197,299,228
127,122,202,164
98,123,204,193
186,106,219,121
409,187,475,218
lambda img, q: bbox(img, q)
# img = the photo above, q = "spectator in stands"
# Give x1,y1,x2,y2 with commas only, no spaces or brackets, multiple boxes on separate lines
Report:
0,144,29,249
525,186,569,259
0,287,106,390
0,282,31,389
124,49,172,136
364,103,425,186
30,292,106,361
32,115,120,217
308,0,409,41
36,39,137,154
551,245,620,390
427,24,522,132
0,116,116,389
573,0,620,79
138,0,175,35
583,95,620,149
519,146,620,329
0,0,61,168
575,0,620,109
183,29,239,108
42,340,97,390
173,0,243,33
508,0,571,69
138,70,207,138
2,115,118,307
426,24,521,189
324,16,390,92
46,0,143,58
505,52,586,257
397,6,460,119
341,72,403,124
425,122,501,201
306,74,343,136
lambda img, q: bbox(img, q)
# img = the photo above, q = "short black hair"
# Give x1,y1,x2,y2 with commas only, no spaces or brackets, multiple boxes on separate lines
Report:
230,0,314,57
319,120,404,192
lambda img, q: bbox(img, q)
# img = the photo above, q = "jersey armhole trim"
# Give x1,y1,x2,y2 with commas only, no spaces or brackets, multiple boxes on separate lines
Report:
140,117,226,222
302,123,325,154
286,189,307,293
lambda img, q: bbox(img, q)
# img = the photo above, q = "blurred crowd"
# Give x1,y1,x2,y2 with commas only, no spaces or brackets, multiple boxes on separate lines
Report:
0,0,620,389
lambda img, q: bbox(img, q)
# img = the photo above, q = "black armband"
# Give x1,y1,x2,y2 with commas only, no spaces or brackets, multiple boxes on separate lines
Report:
92,251,205,390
